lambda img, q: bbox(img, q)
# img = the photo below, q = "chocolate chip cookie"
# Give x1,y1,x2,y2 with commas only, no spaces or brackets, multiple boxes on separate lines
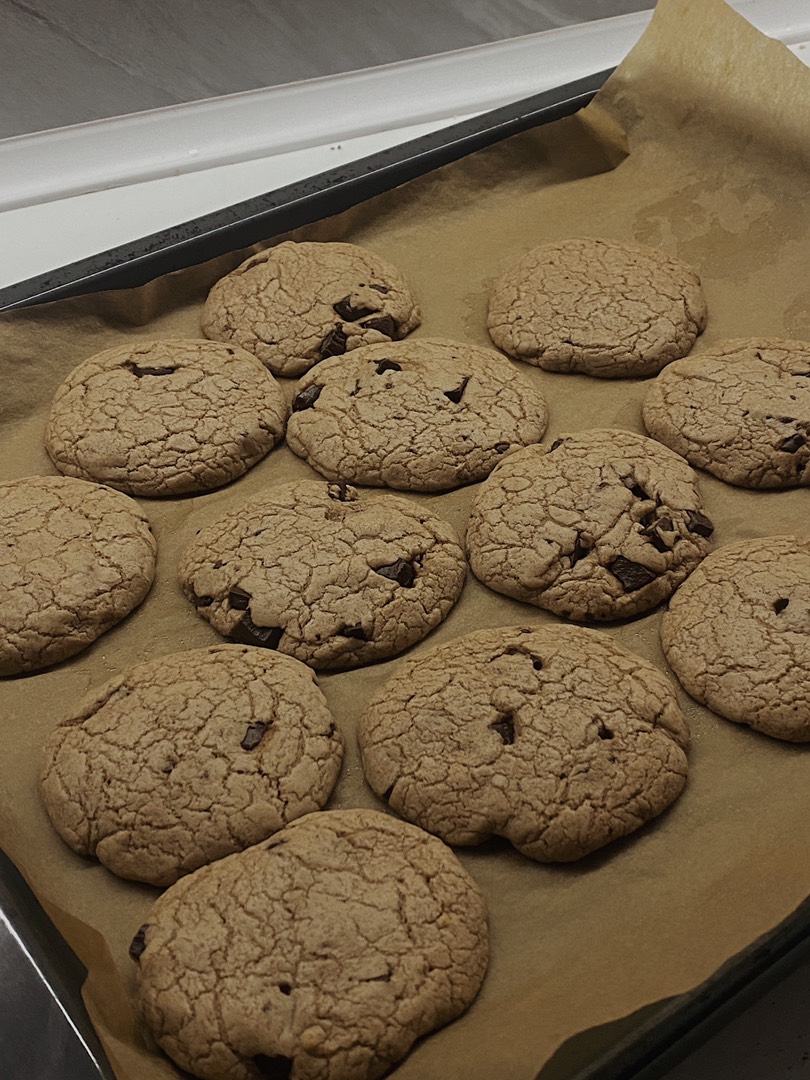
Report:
179,481,466,669
0,475,157,676
359,625,689,861
285,338,548,491
643,339,810,488
131,808,488,1080
487,238,707,377
466,429,714,621
201,241,421,377
40,645,342,886
661,536,810,742
45,339,288,497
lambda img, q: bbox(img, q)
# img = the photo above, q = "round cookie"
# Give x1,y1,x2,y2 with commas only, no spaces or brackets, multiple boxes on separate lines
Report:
643,338,810,489
45,339,289,497
286,338,548,492
131,808,489,1080
40,645,343,886
359,625,689,861
178,480,466,670
201,241,421,377
487,237,707,377
661,536,810,742
466,429,714,621
0,475,157,676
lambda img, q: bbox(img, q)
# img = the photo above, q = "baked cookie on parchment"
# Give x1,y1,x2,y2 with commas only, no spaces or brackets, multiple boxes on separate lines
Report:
358,625,690,861
40,644,342,886
643,338,810,488
0,475,156,676
487,237,707,377
466,429,714,621
661,535,810,742
286,338,549,491
202,241,421,377
45,339,288,497
130,809,489,1080
179,480,466,670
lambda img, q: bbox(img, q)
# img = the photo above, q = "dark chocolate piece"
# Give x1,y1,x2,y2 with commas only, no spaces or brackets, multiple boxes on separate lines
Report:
491,714,515,745
608,556,657,592
362,315,397,338
253,1055,293,1080
292,384,322,412
193,593,213,607
685,509,714,538
129,925,148,963
569,535,590,566
333,297,376,321
340,625,369,641
369,283,390,294
779,432,806,453
374,558,416,587
773,598,790,613
494,442,510,453
642,527,670,554
231,615,284,649
123,361,176,378
550,439,565,451
444,377,470,404
241,722,269,751
375,358,402,374
595,720,614,740
228,586,251,610
319,325,348,358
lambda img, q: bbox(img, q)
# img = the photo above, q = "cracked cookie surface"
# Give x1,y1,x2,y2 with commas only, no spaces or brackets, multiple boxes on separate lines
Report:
286,338,548,492
40,644,342,886
359,625,689,861
201,241,421,377
487,237,707,377
661,536,810,742
131,808,488,1080
0,475,157,676
643,338,810,489
45,339,288,497
178,481,466,670
466,429,714,621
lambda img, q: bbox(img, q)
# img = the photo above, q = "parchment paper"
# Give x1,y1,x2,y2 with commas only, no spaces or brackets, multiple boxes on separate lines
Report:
1,1,809,1077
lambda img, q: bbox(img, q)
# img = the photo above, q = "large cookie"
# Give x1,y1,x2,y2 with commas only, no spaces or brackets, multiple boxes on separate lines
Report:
40,645,342,886
131,808,489,1080
359,625,689,861
201,241,421,377
661,536,810,742
45,339,288,497
179,481,466,669
643,339,810,489
466,429,714,621
487,237,707,377
0,476,156,676
286,338,548,491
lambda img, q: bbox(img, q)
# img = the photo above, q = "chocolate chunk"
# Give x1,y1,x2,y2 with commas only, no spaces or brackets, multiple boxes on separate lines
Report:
608,556,657,592
550,439,565,451
491,714,515,745
685,509,714,538
569,535,590,566
253,1055,293,1080
319,325,348,359
494,442,510,453
333,296,377,321
193,593,213,607
341,625,369,641
123,361,176,378
278,983,292,996
369,283,390,294
375,558,416,587
595,720,614,740
773,598,790,613
375,358,402,374
129,925,148,963
656,515,673,532
292,384,322,412
779,432,806,453
642,528,670,554
362,315,397,338
231,615,284,649
228,586,251,610
444,377,470,404
241,721,269,751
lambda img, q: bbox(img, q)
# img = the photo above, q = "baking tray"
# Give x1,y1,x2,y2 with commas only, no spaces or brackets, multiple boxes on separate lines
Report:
1,62,808,1080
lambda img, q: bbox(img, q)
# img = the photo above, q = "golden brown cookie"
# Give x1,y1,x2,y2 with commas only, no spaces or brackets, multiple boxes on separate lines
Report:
661,536,810,742
359,625,690,861
466,429,714,621
201,241,421,377
643,339,810,488
285,338,548,491
40,645,343,886
130,809,489,1080
178,481,466,670
45,339,288,497
487,237,707,377
0,475,157,676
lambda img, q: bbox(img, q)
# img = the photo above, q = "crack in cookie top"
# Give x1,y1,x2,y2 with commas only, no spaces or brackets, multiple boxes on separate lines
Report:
286,338,548,492
201,241,421,377
466,428,714,621
487,237,707,378
178,481,466,670
643,338,810,489
45,339,289,497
